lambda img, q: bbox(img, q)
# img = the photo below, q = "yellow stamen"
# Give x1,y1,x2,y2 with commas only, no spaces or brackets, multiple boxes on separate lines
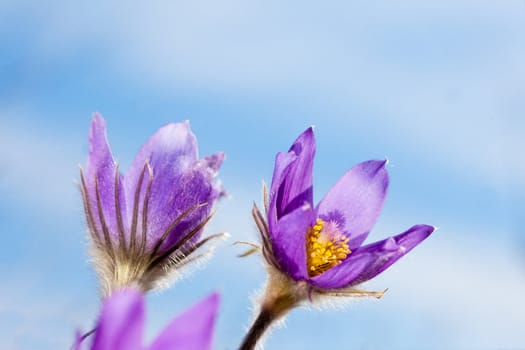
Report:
306,219,351,277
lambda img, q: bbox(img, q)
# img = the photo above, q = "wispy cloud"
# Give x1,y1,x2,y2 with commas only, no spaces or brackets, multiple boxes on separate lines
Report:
0,108,82,213
375,226,525,349
0,264,98,350
5,0,523,193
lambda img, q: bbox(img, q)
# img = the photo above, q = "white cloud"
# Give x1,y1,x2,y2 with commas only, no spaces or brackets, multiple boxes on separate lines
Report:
0,108,82,213
7,0,522,192
370,223,525,349
0,264,98,350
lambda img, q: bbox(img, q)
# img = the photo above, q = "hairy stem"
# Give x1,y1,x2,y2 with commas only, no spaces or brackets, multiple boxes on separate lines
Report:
239,308,276,350
239,268,306,350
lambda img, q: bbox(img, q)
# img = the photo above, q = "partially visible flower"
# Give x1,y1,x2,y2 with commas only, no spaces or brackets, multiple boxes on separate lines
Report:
79,114,225,296
241,127,435,349
75,289,220,350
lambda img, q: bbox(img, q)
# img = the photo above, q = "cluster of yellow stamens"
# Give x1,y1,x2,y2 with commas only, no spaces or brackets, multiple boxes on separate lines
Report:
306,219,351,277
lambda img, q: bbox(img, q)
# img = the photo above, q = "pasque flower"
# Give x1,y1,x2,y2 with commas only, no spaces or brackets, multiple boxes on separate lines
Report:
74,289,219,350
241,127,435,349
79,114,225,296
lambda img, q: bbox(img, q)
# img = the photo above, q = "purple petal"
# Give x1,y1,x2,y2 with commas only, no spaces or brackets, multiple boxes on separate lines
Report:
269,128,315,221
310,225,435,289
200,152,225,173
85,113,125,242
123,121,220,252
280,128,315,214
158,167,219,250
271,204,314,281
195,152,226,198
268,151,297,233
148,293,220,350
316,160,389,250
92,289,145,350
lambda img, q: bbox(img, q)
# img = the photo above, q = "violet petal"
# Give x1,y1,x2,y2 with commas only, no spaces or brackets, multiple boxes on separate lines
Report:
123,121,218,252
311,224,435,289
268,127,315,233
271,204,314,281
200,152,225,173
316,160,389,250
268,151,297,233
195,152,226,198
148,293,220,350
85,113,125,241
278,127,315,217
91,289,144,350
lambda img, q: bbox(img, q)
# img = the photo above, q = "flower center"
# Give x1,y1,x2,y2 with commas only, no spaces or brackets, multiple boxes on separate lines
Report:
306,219,351,277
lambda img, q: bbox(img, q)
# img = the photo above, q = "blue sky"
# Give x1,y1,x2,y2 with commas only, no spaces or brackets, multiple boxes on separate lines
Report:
1,1,524,349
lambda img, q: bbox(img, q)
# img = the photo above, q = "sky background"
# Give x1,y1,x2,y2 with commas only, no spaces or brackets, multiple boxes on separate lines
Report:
1,1,525,349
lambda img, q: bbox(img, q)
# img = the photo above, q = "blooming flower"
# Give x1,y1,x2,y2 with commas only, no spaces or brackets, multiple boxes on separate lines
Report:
75,289,220,350
79,114,224,296
241,127,435,349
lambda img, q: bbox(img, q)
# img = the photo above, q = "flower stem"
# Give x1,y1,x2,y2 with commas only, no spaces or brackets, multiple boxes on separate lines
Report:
238,268,308,349
239,307,276,350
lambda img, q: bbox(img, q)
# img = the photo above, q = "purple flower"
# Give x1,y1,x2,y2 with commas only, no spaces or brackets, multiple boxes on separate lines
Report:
241,127,435,349
79,114,225,296
75,289,219,350
253,127,434,292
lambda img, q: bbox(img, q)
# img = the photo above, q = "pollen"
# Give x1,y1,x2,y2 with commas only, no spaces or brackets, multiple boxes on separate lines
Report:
306,219,351,277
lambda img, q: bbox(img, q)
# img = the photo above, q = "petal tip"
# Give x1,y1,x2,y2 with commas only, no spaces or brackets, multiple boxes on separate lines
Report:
209,291,220,305
162,120,192,133
209,152,226,166
289,127,316,153
416,224,437,235
359,159,390,186
359,159,389,173
302,126,315,138
400,224,435,246
92,111,104,122
90,112,106,132
199,292,221,317
377,158,389,168
87,113,113,165
154,121,197,150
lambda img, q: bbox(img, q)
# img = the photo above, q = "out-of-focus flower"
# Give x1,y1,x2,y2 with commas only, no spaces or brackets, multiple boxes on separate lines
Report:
75,289,219,350
79,114,225,296
241,127,434,349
